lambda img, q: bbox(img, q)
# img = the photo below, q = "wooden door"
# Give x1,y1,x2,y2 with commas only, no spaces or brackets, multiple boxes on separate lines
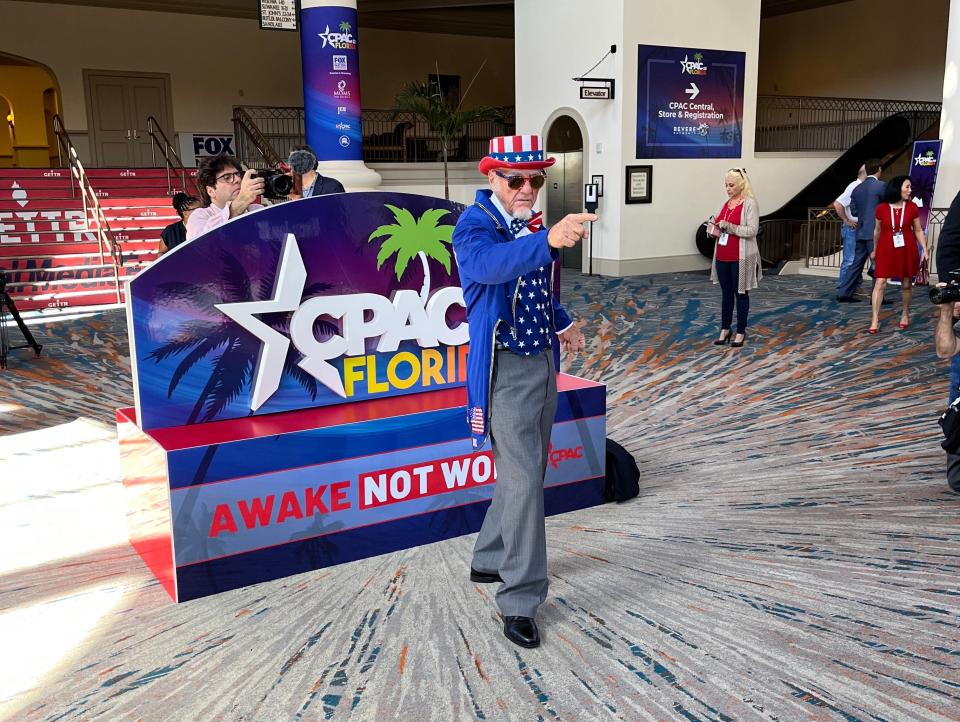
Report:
84,71,173,167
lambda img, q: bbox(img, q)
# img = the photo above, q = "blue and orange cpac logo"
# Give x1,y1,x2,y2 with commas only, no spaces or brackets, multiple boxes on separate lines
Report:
317,21,357,50
216,215,465,410
680,52,708,76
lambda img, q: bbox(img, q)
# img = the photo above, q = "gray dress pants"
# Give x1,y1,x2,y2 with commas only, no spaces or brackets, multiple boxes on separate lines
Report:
472,348,557,618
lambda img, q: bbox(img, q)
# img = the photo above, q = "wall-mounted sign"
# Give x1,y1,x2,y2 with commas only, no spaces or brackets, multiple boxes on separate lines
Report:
127,193,467,430
259,0,298,31
177,133,236,168
625,165,652,204
635,44,745,159
575,76,615,100
580,86,611,100
301,5,363,161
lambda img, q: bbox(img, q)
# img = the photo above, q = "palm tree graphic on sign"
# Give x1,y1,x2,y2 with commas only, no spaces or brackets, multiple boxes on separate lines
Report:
367,205,454,304
147,247,334,424
339,21,351,33
693,52,704,62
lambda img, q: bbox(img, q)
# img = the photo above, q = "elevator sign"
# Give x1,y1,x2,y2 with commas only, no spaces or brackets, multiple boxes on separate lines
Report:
635,44,745,159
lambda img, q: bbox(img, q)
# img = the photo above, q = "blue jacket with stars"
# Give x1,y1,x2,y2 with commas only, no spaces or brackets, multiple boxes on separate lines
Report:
452,189,572,449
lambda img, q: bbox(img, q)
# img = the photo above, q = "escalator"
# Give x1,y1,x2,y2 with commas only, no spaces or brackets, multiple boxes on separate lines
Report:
695,109,941,267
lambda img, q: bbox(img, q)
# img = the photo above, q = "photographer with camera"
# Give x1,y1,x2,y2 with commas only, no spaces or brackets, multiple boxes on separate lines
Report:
933,188,960,493
186,154,268,241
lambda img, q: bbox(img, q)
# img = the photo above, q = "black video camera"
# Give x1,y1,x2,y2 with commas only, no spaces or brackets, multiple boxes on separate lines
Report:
930,269,960,305
254,169,294,200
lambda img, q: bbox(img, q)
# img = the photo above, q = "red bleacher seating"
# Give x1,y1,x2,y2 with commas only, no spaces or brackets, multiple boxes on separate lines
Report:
0,168,196,312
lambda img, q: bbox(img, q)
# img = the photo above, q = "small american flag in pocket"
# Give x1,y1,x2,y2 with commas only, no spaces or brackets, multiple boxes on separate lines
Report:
469,407,485,435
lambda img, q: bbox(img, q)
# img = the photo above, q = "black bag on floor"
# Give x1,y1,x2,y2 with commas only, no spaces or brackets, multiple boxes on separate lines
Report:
604,438,640,502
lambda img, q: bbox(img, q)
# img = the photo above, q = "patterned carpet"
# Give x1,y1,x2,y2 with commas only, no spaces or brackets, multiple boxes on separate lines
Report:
1,272,959,722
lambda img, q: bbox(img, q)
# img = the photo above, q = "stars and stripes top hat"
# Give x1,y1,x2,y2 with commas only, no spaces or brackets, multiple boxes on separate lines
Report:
478,134,556,175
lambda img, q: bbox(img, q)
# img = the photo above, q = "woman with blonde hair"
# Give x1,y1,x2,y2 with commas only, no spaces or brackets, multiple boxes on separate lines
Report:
708,167,762,348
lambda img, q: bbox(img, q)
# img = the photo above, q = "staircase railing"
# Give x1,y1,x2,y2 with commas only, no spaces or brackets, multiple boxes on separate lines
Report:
146,115,200,197
756,95,942,152
232,106,286,170
801,206,949,277
51,114,124,303
231,104,517,168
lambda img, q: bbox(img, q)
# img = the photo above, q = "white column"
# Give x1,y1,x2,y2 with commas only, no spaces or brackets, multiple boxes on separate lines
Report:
934,0,960,207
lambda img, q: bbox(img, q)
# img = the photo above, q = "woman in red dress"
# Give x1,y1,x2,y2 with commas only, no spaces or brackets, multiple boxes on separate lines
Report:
869,175,928,333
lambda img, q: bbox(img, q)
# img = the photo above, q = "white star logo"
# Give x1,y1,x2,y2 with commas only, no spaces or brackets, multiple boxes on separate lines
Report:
215,233,346,411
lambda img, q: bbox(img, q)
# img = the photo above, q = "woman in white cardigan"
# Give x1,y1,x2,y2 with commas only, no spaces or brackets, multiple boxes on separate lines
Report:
710,168,762,347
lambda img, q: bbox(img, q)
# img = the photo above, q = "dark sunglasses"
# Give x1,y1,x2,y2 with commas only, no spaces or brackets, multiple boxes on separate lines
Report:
494,171,546,190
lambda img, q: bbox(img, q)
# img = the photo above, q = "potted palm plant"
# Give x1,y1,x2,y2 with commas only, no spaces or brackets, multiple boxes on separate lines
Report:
394,65,495,199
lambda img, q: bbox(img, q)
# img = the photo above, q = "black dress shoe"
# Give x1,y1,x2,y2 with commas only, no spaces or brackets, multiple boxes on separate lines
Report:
881,298,892,305
836,295,861,303
470,567,503,584
503,616,540,648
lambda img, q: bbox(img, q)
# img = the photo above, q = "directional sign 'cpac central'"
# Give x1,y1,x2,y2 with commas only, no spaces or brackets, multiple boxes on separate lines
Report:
635,44,746,159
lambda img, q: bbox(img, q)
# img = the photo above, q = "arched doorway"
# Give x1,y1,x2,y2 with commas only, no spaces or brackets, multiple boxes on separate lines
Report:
0,52,63,167
545,115,584,270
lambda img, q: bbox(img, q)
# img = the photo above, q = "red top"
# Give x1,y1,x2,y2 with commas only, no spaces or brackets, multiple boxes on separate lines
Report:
873,201,921,280
714,201,743,262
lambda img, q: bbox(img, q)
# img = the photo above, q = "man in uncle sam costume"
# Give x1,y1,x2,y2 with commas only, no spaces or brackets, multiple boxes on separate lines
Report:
452,134,596,649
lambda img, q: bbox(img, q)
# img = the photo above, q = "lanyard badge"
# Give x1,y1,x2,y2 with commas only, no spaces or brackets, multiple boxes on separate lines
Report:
890,204,906,248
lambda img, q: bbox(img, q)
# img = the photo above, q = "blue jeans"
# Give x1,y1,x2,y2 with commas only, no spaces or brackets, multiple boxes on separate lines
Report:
836,237,872,297
716,260,749,334
837,225,861,293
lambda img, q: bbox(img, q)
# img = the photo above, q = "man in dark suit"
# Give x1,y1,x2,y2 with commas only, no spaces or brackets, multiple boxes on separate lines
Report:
836,158,885,301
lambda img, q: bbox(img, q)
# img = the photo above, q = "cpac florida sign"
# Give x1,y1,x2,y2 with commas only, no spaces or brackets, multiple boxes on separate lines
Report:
127,193,468,430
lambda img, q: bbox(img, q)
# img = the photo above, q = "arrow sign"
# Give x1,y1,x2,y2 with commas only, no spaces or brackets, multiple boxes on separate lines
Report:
685,82,700,101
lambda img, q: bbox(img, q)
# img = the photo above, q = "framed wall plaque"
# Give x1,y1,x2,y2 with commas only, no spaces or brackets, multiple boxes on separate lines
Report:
625,165,652,204
591,174,604,197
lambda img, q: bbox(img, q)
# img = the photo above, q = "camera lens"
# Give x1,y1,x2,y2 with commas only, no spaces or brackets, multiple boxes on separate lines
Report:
269,174,293,197
930,285,960,305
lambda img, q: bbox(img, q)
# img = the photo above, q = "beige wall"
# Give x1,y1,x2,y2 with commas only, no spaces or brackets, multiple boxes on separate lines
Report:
759,0,949,101
616,0,763,274
0,1,303,134
0,1,513,139
358,27,514,110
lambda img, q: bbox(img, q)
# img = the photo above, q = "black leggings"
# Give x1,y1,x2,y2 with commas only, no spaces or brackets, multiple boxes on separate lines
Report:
716,260,749,334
